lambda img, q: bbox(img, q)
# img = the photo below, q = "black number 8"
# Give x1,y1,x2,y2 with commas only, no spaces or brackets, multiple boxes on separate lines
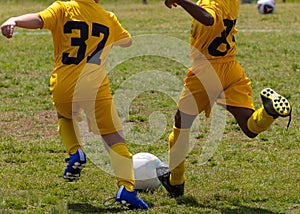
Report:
208,19,236,57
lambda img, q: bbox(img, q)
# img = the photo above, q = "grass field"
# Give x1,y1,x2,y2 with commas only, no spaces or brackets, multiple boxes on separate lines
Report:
0,1,299,214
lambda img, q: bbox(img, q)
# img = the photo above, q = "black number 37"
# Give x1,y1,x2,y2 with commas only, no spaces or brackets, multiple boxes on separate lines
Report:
62,21,109,65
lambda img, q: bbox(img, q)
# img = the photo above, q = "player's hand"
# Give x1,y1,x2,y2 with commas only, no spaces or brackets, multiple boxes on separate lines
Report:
165,0,178,8
1,19,16,39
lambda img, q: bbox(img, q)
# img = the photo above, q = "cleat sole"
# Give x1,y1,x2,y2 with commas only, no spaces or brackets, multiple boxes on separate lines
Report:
261,88,291,117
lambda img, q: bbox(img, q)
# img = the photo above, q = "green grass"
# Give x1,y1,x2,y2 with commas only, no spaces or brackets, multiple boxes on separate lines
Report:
1,1,300,214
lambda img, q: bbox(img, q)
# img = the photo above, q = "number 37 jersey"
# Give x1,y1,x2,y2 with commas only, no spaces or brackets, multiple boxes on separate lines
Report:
39,0,131,103
190,0,239,62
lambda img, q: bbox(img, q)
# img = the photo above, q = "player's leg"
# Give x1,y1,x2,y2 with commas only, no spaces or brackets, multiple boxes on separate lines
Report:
102,131,135,192
226,106,259,138
102,132,148,210
228,95,291,138
170,110,196,183
158,110,196,198
84,97,148,210
223,60,291,137
246,88,292,135
221,60,271,138
55,102,86,182
159,67,216,197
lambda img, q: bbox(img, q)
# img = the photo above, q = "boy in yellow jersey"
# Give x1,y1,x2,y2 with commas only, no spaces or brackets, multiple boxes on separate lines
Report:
158,0,292,198
1,0,148,210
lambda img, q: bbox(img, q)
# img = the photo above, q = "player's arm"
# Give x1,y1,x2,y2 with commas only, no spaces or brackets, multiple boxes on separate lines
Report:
114,37,132,48
1,13,44,39
165,0,214,26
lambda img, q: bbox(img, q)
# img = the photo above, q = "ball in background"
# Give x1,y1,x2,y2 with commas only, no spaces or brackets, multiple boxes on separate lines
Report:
133,152,162,191
257,0,276,14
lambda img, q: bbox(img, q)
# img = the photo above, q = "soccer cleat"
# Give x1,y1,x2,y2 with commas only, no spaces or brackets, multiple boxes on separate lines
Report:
260,88,292,128
156,162,184,198
158,171,184,198
63,149,86,182
115,186,149,210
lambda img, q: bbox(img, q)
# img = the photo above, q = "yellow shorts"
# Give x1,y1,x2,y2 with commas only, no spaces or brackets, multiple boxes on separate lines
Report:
54,98,123,136
178,58,255,117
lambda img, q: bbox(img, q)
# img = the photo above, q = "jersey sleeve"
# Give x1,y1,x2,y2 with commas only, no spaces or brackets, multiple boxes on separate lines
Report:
39,1,65,31
110,12,131,42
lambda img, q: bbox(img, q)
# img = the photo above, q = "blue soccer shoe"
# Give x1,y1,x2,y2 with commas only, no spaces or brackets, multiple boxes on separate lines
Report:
115,186,149,210
63,149,86,182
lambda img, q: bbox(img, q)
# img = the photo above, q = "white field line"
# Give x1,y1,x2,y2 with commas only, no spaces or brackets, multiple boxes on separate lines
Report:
12,28,300,36
239,29,300,33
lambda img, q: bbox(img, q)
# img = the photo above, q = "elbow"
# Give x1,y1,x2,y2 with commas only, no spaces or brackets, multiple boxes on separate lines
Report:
203,15,214,26
206,18,214,26
118,38,132,48
125,38,132,47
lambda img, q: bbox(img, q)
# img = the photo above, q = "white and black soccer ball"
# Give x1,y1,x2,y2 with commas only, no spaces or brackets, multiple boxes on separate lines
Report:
133,152,162,191
257,0,276,14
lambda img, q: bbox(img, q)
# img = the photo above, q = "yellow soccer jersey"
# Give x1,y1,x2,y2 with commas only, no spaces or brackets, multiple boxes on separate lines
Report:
39,0,131,102
190,0,239,62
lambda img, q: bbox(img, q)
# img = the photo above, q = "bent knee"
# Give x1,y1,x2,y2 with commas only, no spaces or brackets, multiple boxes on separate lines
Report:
174,110,197,129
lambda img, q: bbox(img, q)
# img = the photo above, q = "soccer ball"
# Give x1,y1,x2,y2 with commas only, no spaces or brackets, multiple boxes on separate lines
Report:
133,152,162,191
257,0,276,14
